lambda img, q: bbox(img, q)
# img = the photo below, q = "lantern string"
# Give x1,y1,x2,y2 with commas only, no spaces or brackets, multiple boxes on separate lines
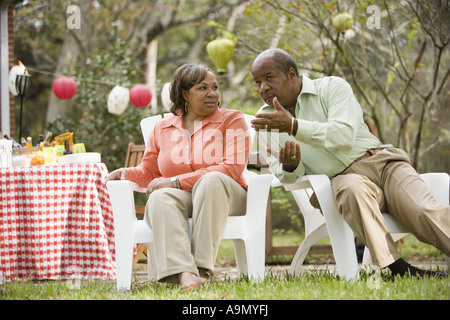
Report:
25,66,162,89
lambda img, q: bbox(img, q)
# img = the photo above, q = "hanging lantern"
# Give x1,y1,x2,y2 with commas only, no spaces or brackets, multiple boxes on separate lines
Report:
206,38,235,74
129,84,152,108
332,12,354,33
52,76,77,99
161,82,171,111
107,85,130,115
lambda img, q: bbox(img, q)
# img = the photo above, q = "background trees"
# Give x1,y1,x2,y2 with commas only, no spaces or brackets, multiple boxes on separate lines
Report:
13,0,449,173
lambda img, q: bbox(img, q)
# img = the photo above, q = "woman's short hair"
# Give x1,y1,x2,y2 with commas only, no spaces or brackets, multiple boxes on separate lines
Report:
170,64,212,115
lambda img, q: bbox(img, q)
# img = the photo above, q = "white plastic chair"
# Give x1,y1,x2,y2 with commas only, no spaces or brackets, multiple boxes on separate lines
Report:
107,114,272,291
362,172,450,270
283,175,359,281
283,172,450,280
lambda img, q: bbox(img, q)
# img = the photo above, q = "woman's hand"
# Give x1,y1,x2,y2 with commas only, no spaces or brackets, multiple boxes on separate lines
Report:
146,177,174,196
106,168,127,182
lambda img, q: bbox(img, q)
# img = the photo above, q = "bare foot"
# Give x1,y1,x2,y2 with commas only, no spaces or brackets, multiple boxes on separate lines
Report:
178,272,206,291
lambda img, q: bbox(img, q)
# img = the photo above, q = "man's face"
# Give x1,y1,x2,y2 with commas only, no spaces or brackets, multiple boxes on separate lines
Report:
251,57,297,110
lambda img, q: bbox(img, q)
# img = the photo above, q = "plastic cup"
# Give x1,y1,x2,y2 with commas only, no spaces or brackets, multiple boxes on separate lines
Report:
73,143,86,154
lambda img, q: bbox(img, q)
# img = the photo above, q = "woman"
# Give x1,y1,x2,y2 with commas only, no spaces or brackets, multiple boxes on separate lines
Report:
107,64,250,290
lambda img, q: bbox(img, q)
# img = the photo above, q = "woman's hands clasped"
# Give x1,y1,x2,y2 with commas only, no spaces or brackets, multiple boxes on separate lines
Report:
145,177,173,196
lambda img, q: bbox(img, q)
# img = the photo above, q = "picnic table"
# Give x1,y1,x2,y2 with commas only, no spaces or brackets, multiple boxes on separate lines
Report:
0,162,116,281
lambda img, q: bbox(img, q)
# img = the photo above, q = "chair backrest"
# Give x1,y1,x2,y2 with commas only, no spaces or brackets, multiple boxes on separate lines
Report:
124,143,146,168
420,173,449,207
140,115,162,146
124,142,147,215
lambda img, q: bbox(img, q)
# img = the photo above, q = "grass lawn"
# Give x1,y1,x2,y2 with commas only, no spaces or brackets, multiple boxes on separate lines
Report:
1,233,448,301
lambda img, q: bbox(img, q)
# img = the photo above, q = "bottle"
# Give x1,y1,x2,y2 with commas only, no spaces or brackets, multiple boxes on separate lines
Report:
64,140,72,155
26,137,32,148
43,132,53,147
20,137,27,147
37,134,44,148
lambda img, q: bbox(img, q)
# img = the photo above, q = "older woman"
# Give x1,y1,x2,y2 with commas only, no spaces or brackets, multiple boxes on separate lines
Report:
107,64,250,290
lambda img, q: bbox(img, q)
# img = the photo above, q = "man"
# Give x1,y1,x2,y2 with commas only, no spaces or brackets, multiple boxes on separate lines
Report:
251,48,449,278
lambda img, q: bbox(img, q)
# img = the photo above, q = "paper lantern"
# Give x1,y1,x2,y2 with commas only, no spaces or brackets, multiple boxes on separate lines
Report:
332,12,354,33
107,85,130,115
52,76,77,99
161,82,171,111
129,84,152,108
206,38,235,74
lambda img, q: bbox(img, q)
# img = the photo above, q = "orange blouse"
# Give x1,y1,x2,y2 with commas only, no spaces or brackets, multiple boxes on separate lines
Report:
125,108,250,191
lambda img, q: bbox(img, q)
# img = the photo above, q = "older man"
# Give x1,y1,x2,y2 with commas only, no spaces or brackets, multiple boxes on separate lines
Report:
251,48,449,278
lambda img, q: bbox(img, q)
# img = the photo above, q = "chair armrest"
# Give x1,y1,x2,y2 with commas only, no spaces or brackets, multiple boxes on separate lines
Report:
106,180,146,223
245,173,272,225
283,174,329,192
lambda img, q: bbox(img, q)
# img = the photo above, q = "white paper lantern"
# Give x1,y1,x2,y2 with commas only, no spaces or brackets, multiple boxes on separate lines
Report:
9,65,27,96
161,82,171,111
107,85,130,115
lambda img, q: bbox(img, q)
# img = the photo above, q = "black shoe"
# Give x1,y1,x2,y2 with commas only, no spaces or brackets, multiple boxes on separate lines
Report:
415,269,448,279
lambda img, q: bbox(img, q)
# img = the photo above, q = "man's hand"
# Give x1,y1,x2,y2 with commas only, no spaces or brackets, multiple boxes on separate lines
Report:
251,97,292,133
268,140,301,172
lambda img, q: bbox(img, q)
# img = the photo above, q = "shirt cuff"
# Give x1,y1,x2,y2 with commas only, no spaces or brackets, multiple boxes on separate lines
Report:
294,119,313,142
275,162,306,184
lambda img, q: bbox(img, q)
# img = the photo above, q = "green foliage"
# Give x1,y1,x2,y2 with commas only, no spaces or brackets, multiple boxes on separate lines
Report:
46,39,154,170
270,187,303,232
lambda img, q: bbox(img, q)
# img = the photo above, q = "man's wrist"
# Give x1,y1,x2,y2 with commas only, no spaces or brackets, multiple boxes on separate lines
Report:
282,163,298,173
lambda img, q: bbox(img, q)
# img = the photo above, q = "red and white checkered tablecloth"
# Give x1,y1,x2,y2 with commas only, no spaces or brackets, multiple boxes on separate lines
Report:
0,162,116,281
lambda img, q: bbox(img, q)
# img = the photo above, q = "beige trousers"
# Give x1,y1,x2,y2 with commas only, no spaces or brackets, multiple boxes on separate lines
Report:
144,172,247,281
331,148,450,268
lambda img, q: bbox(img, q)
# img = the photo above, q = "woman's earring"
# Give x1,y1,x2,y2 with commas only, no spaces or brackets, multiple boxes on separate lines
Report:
218,101,221,107
184,102,189,113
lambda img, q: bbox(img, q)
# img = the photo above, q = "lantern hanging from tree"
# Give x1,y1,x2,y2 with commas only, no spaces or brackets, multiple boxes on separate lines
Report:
206,38,236,74
332,12,354,33
129,84,152,108
52,76,77,99
107,85,130,115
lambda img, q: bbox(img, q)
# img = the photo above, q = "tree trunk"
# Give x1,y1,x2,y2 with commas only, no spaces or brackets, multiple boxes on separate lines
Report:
45,35,79,122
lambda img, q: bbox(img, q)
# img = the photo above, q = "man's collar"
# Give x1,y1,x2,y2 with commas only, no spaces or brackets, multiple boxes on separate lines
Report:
300,75,317,95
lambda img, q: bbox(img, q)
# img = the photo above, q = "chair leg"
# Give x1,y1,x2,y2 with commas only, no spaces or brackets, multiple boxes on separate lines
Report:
288,223,328,276
115,238,135,291
232,239,248,276
133,243,147,268
307,175,359,280
243,233,265,281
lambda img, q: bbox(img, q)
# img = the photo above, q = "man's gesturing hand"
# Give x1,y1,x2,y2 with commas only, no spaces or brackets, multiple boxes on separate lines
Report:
251,97,292,133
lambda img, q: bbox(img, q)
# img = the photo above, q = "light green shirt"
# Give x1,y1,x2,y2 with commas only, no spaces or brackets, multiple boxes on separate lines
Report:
257,75,380,183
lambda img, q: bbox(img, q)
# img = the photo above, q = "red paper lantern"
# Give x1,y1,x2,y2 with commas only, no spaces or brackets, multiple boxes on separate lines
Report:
52,76,77,99
129,84,152,108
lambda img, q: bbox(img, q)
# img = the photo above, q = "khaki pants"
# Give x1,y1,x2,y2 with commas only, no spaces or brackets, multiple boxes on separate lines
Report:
331,148,450,268
144,172,247,281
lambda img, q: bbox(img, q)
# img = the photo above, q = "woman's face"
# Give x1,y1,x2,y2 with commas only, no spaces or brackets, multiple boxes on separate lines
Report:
184,72,219,118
